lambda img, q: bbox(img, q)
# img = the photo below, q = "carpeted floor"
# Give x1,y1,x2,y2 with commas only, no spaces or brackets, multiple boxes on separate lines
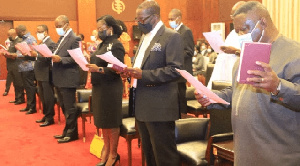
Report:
0,80,142,166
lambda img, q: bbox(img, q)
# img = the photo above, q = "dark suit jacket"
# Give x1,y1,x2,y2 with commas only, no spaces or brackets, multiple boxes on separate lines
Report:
34,37,56,82
52,30,81,88
177,24,194,74
134,25,184,122
6,38,22,71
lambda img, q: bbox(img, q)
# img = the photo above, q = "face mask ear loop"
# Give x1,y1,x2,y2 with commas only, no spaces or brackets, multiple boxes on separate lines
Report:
258,29,264,42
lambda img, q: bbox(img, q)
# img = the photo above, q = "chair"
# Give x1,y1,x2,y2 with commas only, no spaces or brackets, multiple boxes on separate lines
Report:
76,89,93,142
205,64,215,86
186,86,209,118
175,118,210,166
212,81,232,91
119,100,144,166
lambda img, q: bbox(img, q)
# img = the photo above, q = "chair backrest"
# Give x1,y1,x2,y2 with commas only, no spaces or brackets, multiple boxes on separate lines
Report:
76,89,92,103
205,63,215,86
208,108,232,137
122,100,129,118
186,86,196,100
212,81,232,91
175,118,210,144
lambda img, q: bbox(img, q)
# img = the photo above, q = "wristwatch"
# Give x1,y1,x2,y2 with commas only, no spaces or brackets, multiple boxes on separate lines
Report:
271,80,281,96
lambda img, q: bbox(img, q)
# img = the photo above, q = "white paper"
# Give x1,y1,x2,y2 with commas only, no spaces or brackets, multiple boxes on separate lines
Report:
203,31,225,53
176,69,230,105
96,51,127,68
67,48,89,71
32,44,53,57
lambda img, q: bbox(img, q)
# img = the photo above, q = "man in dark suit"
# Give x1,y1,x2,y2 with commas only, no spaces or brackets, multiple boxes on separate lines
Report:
124,1,183,165
34,25,56,127
15,25,37,114
1,29,25,104
52,15,81,143
168,8,194,115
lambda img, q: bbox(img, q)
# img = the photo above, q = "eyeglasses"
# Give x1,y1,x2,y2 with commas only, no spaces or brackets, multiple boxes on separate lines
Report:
135,15,153,24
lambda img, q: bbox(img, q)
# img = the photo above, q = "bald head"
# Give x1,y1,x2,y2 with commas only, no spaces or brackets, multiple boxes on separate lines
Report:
233,1,270,20
7,29,17,41
169,9,182,18
55,15,69,24
55,15,70,32
231,1,246,16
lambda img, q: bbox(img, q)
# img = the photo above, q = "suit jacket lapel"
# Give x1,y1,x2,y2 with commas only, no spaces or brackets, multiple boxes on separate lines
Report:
141,25,165,68
132,35,145,64
56,30,73,53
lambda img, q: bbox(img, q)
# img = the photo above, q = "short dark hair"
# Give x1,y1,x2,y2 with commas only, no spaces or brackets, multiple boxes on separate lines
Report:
78,33,85,40
16,25,26,32
97,15,123,37
137,0,160,16
116,20,127,33
38,24,48,33
233,1,266,17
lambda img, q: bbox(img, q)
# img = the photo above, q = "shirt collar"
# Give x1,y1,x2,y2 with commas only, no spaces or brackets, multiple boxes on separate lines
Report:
149,20,163,36
175,22,183,31
23,32,31,39
64,28,72,37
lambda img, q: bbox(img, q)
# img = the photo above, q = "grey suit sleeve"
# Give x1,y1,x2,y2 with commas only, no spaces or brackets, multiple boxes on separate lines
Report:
142,32,184,84
61,37,81,65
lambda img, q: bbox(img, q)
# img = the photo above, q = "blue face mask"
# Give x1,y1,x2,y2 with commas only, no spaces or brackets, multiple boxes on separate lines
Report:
56,24,67,36
169,19,178,29
238,21,264,47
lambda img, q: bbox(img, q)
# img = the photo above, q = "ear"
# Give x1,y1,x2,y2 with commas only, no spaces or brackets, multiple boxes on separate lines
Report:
260,17,267,30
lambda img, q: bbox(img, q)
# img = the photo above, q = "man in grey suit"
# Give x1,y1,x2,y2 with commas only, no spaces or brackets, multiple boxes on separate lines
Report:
168,8,194,115
34,25,56,127
51,15,81,143
124,1,183,165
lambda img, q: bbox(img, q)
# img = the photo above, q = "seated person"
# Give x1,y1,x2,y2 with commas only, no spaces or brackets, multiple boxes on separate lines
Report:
192,45,205,76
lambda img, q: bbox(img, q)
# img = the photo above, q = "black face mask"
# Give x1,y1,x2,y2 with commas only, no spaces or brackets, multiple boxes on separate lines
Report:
8,37,14,41
138,22,153,34
98,30,107,41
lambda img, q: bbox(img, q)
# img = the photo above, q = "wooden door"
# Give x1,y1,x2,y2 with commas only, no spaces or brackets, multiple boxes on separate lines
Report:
0,20,13,80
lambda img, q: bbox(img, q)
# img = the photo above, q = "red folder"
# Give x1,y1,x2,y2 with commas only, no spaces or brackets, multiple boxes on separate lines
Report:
237,42,272,84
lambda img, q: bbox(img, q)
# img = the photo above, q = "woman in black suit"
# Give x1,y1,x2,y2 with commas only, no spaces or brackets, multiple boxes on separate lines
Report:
86,15,124,166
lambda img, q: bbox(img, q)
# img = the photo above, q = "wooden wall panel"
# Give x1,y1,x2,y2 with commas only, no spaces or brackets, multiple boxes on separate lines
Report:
0,0,77,21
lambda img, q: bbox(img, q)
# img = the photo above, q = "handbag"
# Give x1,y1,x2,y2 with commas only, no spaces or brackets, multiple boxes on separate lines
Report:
90,134,104,158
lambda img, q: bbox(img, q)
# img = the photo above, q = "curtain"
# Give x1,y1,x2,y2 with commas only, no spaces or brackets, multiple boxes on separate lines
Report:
262,0,300,42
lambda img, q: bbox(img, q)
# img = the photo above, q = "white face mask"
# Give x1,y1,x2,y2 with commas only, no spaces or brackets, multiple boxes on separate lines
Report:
201,45,206,51
238,20,264,47
207,49,212,53
194,51,197,56
90,35,96,42
37,32,45,41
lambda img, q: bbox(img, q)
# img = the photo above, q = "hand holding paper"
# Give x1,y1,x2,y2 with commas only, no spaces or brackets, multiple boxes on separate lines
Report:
32,44,53,57
176,69,230,105
67,48,89,71
96,51,127,69
15,42,32,56
203,31,225,53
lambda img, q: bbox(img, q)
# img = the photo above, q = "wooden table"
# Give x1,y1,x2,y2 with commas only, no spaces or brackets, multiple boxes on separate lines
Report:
212,140,234,166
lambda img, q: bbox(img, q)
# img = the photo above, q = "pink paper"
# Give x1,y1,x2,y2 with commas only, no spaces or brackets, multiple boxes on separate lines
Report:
176,69,230,105
32,44,53,57
96,51,127,68
0,49,9,56
15,42,32,56
203,31,225,53
67,48,89,71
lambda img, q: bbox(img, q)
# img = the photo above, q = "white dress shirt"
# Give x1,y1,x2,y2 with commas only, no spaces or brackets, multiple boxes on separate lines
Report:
132,21,164,88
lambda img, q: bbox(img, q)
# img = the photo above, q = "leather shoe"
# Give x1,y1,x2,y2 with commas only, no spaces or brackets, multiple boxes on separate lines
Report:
36,118,46,123
54,135,65,139
25,109,37,115
9,100,16,103
15,100,25,105
20,108,29,112
3,92,8,96
40,120,54,127
57,136,78,143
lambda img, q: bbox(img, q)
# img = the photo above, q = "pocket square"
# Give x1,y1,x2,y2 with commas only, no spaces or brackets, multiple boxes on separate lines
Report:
151,43,161,52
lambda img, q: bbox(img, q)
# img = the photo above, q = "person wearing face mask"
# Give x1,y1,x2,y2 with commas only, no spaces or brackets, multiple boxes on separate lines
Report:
51,15,82,143
121,1,184,165
86,15,124,166
15,25,38,114
87,29,102,55
2,37,13,96
34,25,56,127
168,8,194,116
207,46,218,64
207,1,246,89
0,29,25,103
195,1,300,165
